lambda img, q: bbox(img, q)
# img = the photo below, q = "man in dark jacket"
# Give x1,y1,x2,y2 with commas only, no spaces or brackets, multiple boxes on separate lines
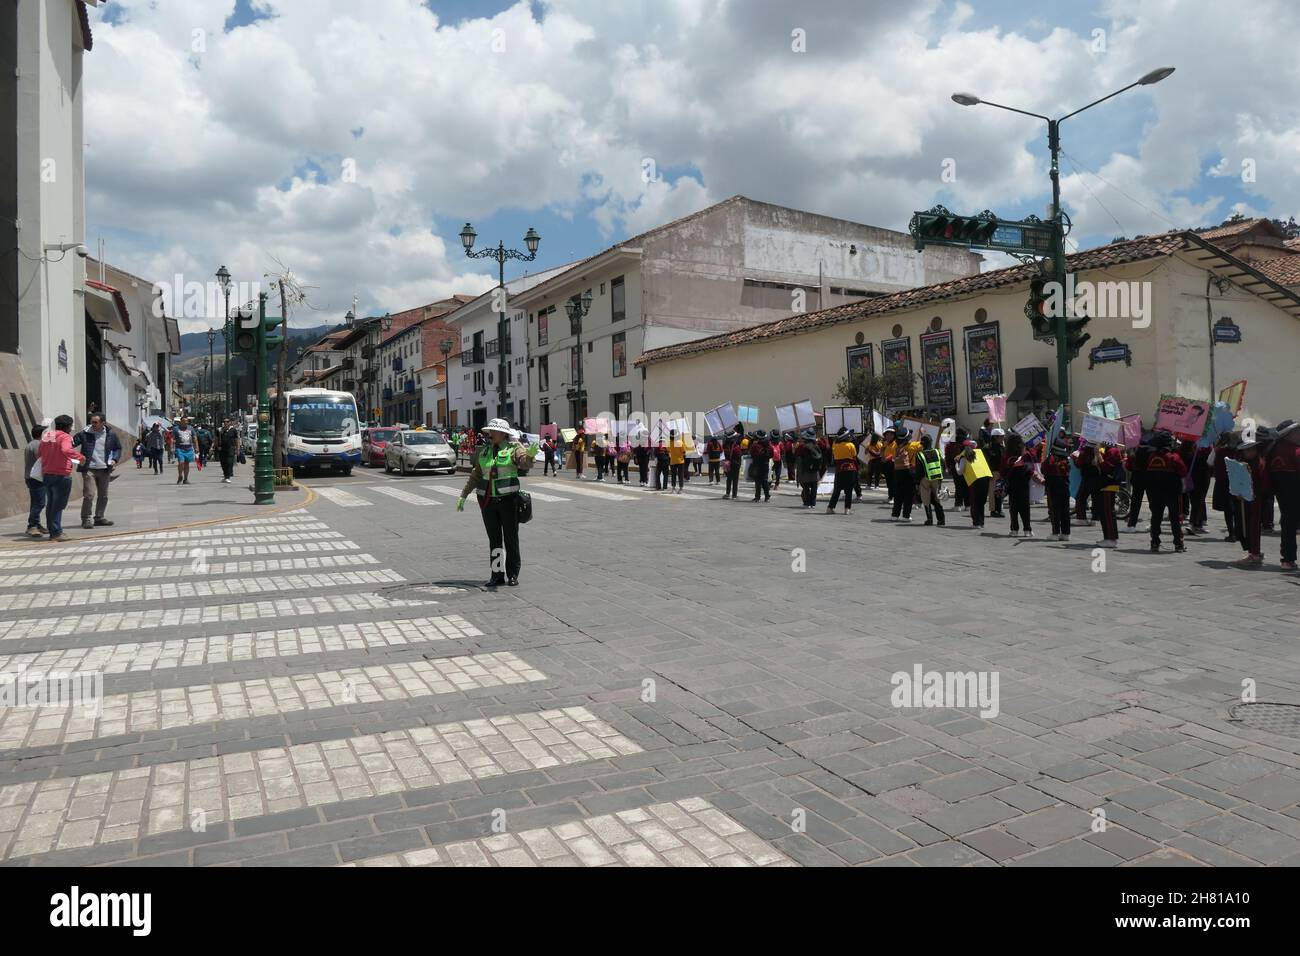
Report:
72,414,120,528
218,417,241,483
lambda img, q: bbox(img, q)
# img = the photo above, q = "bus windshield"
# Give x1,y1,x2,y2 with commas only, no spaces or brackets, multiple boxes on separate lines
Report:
289,398,358,438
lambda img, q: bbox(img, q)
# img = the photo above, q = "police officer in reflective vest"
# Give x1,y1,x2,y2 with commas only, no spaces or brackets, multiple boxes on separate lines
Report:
916,434,946,526
457,418,538,587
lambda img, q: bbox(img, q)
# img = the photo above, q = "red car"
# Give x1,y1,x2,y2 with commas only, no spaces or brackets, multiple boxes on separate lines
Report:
361,427,399,467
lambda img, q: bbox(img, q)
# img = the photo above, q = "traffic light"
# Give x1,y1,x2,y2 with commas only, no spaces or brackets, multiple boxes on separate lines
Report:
1025,276,1052,339
233,307,258,353
916,212,999,245
262,313,284,351
1065,315,1092,358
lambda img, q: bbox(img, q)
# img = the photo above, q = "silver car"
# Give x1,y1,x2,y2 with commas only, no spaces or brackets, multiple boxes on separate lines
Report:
384,430,457,476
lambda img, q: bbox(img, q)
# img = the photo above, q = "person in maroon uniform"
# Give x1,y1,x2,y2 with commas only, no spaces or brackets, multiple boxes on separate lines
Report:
705,434,723,485
1123,436,1149,533
1144,431,1188,554
1267,421,1299,570
1233,433,1266,567
722,424,744,499
1001,434,1037,537
782,432,797,483
1211,432,1239,541
1093,444,1124,547
1041,437,1072,541
1072,438,1099,526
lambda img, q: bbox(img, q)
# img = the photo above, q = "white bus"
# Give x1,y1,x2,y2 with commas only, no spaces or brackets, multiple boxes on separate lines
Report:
281,388,362,476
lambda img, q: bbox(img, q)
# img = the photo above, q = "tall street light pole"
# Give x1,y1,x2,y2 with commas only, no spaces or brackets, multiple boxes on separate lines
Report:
206,328,216,426
951,66,1175,433
564,290,593,426
460,223,540,423
217,265,232,417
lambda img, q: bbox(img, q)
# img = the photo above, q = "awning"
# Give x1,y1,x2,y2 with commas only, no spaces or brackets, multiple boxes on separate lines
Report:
85,279,131,334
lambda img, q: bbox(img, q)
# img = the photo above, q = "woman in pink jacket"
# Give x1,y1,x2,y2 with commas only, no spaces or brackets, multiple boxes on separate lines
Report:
37,414,85,541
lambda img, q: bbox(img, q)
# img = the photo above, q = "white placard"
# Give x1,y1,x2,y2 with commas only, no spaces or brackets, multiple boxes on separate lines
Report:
872,410,892,435
775,404,797,433
901,417,940,447
713,403,740,431
794,400,817,428
704,409,724,437
1080,413,1125,445
1013,413,1045,443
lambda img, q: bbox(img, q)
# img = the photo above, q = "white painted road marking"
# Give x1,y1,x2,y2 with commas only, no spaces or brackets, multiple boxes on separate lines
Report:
315,487,372,508
0,652,547,750
363,485,442,506
0,706,640,860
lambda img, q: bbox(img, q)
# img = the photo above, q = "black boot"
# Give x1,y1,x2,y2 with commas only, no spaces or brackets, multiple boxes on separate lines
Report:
484,574,506,588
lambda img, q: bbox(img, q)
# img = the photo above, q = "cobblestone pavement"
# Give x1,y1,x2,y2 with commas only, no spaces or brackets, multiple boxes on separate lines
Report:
2,464,1299,867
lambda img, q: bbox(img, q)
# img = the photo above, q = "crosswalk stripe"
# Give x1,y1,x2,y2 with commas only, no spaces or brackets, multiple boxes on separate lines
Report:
0,570,405,612
529,481,639,501
0,524,336,558
315,487,372,508
342,798,795,867
0,553,382,588
0,615,483,677
0,592,437,642
363,485,442,506
0,652,547,750
0,538,361,570
0,705,640,860
421,484,571,503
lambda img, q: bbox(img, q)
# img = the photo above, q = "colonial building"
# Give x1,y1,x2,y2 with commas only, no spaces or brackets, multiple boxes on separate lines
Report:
637,231,1300,435
512,195,982,428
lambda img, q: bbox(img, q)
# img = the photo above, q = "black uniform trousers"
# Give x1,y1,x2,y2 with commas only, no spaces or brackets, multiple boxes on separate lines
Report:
892,469,916,518
1045,476,1071,536
1126,474,1146,526
1271,472,1299,564
479,495,520,579
1145,475,1183,550
828,470,854,510
751,461,770,500
725,461,740,497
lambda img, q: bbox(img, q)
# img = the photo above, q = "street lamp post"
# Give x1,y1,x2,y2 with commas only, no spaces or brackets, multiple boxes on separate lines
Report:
201,356,211,427
205,328,216,426
951,66,1174,432
460,223,540,423
216,265,232,417
564,290,593,426
439,337,455,432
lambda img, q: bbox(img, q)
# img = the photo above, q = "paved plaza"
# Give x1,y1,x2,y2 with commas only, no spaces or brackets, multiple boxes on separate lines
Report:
1,464,1298,867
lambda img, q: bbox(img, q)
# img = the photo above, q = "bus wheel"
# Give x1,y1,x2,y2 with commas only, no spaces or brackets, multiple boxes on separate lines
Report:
341,466,353,477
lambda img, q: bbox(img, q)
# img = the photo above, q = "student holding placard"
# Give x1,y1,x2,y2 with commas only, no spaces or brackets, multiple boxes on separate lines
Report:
960,440,992,529
1093,445,1125,548
722,425,744,499
795,428,823,508
826,428,858,514
1267,421,1299,570
1041,437,1072,541
668,429,687,493
706,434,723,484
1001,434,1037,537
1231,436,1266,566
1144,431,1187,553
891,427,923,521
1211,432,1239,542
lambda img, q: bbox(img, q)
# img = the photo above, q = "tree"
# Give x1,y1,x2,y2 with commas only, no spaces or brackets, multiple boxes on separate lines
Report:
833,367,918,415
263,258,317,469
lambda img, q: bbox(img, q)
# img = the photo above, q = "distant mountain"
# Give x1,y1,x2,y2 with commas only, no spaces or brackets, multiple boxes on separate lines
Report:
174,323,341,398
176,323,335,362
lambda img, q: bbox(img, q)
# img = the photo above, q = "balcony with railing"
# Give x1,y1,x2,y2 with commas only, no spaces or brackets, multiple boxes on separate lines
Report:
461,347,485,366
341,356,355,370
361,344,375,360
391,357,404,372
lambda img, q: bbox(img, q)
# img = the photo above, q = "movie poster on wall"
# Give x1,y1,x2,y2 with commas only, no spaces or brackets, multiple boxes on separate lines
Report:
880,337,913,411
963,323,1003,414
919,329,956,415
846,343,873,379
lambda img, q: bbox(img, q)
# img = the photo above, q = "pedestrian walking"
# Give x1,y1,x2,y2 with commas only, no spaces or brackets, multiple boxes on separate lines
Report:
133,438,145,469
1041,437,1072,541
218,416,240,482
541,435,557,476
795,428,822,509
722,424,744,499
72,414,120,528
826,427,857,514
145,422,165,474
1144,430,1187,554
891,427,922,521
916,433,946,527
172,416,197,484
748,429,771,502
456,418,538,588
1267,420,1299,570
197,424,213,471
572,429,586,479
36,415,85,542
23,424,48,537
961,440,992,529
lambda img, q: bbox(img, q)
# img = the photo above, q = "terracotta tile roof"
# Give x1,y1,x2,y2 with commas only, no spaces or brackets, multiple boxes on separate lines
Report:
1197,218,1266,240
86,278,131,333
77,1,93,51
1256,254,1300,286
1285,238,1300,251
636,232,1189,367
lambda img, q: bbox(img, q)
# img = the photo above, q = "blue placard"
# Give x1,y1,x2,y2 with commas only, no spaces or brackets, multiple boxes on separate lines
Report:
1225,457,1254,501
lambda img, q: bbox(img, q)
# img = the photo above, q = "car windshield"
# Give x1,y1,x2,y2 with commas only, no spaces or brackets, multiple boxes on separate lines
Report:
369,430,397,442
403,433,446,445
289,399,357,438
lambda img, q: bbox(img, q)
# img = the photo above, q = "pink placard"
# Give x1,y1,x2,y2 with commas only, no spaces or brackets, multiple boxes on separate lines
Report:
1119,415,1143,448
1154,395,1210,441
539,424,557,442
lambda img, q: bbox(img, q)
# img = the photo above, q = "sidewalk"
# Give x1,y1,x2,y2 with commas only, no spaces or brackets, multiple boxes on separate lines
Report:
1,458,308,544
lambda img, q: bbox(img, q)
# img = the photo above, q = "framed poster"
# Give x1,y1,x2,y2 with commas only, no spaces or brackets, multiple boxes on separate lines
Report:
919,329,956,415
846,343,873,379
880,337,913,411
963,322,1003,415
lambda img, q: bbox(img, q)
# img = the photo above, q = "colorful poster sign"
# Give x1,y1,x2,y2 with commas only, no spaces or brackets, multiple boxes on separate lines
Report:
963,323,1002,414
1012,414,1046,445
1080,413,1125,446
1218,379,1247,414
880,337,913,411
846,344,873,379
1045,404,1065,453
539,424,557,442
1154,395,1211,441
919,329,956,415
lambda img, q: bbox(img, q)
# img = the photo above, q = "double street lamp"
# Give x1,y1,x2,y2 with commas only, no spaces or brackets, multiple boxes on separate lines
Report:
460,223,541,422
205,328,216,426
564,290,593,425
216,265,232,417
951,66,1175,430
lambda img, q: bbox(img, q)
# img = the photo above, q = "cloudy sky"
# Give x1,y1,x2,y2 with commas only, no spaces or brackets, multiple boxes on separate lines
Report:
85,0,1299,333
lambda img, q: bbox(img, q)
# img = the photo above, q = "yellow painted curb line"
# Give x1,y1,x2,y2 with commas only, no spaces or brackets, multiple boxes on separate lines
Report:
0,483,319,551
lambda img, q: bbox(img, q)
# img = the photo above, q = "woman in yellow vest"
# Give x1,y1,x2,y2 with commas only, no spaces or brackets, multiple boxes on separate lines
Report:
667,429,688,493
961,440,993,529
457,418,539,587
